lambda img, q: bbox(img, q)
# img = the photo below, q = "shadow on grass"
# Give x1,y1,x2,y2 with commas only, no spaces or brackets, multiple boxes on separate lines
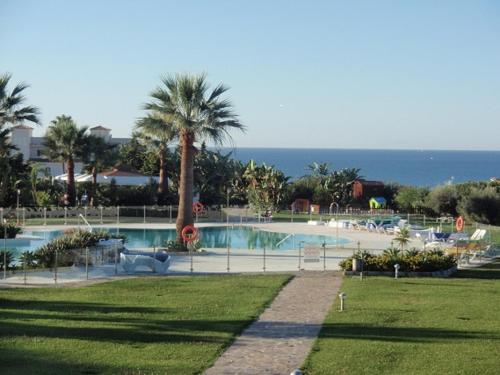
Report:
0,299,169,314
317,323,500,343
2,346,115,375
454,259,500,279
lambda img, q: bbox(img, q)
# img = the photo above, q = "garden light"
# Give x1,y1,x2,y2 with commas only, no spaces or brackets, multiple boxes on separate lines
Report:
394,263,400,279
339,292,347,311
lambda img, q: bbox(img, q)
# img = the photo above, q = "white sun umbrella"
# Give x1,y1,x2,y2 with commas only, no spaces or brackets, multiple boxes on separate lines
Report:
54,173,85,182
75,174,93,183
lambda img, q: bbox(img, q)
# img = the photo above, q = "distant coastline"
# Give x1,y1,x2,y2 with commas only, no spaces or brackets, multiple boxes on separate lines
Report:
215,148,500,187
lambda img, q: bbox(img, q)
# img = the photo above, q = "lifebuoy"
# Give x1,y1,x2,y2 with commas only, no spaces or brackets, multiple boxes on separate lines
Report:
456,216,464,232
181,225,199,243
193,202,204,214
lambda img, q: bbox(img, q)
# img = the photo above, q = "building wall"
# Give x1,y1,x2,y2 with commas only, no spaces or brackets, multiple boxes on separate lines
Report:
9,127,33,161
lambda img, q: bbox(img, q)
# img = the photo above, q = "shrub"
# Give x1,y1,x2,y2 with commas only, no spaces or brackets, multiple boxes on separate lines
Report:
35,230,120,267
0,222,21,239
339,248,456,273
425,185,458,216
459,187,500,225
0,250,14,270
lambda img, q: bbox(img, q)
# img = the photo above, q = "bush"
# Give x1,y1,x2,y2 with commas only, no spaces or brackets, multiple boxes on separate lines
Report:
459,187,500,225
0,250,14,270
35,229,120,267
0,222,21,239
339,248,456,273
425,185,458,216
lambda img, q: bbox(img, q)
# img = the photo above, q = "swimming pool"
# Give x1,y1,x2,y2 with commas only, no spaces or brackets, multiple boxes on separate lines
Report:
10,226,349,255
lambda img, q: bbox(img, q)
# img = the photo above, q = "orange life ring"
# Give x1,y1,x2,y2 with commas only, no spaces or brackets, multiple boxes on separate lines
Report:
181,225,199,243
455,216,464,232
193,202,204,214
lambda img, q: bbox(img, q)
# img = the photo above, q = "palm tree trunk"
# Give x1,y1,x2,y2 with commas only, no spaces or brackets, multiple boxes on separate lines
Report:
176,131,194,243
67,158,76,206
158,150,168,194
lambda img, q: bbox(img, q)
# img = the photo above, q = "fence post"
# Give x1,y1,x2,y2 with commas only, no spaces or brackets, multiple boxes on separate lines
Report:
153,245,156,273
64,207,67,225
54,249,58,284
0,208,3,223
114,243,118,275
116,206,120,225
189,243,193,273
43,207,47,226
298,243,302,271
423,214,426,227
263,245,266,272
323,242,326,271
227,226,231,272
22,208,26,226
143,205,146,224
86,247,89,280
23,252,27,285
169,205,172,223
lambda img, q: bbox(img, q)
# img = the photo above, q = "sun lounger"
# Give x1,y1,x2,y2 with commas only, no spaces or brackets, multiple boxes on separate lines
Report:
120,250,171,274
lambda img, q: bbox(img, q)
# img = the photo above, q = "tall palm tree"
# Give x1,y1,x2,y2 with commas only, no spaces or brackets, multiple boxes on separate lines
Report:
44,115,89,206
143,74,244,242
135,114,176,197
0,124,16,203
0,73,40,127
84,136,118,206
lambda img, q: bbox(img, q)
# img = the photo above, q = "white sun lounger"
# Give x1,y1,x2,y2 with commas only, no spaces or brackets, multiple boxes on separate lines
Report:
121,252,171,274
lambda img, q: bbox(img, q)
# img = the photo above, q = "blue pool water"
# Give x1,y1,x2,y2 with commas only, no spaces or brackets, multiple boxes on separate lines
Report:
10,226,349,256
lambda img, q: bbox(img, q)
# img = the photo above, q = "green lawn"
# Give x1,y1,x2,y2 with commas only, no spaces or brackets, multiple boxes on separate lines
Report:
303,261,500,374
0,275,291,375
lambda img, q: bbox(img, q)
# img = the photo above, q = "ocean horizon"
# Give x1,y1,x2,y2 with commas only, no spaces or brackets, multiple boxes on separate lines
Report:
217,148,500,187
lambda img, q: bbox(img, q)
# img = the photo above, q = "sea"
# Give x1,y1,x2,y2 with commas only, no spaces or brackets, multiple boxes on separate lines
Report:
222,148,500,187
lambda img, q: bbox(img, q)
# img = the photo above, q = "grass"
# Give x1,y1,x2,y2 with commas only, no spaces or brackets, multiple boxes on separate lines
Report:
303,260,500,374
0,275,291,374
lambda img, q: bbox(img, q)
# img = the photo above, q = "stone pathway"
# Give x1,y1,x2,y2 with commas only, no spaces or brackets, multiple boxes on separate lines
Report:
205,272,342,375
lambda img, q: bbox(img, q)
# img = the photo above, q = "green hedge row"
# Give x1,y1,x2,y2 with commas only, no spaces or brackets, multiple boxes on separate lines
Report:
339,248,457,272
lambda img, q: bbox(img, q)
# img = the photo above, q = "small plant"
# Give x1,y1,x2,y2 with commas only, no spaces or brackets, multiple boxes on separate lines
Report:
165,240,188,252
19,251,37,268
393,227,411,250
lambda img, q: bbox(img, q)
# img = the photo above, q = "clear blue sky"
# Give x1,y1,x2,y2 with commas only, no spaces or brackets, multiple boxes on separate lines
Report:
2,0,499,150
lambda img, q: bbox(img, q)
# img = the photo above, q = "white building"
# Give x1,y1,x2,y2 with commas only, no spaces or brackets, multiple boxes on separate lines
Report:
9,125,130,177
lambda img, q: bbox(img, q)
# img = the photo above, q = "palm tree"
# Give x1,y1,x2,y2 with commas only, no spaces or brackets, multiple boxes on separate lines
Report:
135,114,176,198
0,124,16,203
44,115,89,206
0,73,40,127
143,74,244,242
393,227,411,250
84,136,118,206
307,162,330,177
